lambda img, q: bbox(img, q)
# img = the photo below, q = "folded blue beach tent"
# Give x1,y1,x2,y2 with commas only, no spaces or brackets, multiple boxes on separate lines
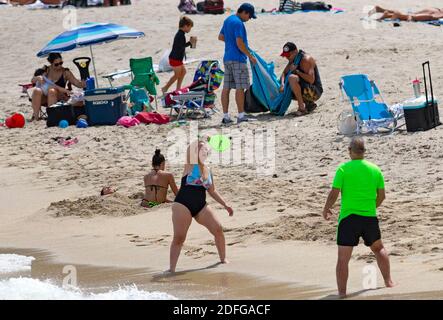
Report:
249,51,294,116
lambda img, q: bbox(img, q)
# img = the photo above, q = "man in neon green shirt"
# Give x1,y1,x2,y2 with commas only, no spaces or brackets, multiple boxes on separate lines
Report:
323,137,394,298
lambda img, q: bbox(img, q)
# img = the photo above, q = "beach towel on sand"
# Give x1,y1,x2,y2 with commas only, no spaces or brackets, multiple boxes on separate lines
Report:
135,112,170,125
380,18,443,26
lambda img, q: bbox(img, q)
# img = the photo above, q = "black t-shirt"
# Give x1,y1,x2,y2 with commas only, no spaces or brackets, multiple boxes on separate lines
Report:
169,29,191,62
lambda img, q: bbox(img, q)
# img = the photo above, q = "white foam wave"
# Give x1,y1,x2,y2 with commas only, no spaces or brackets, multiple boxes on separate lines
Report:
0,254,35,274
0,277,177,300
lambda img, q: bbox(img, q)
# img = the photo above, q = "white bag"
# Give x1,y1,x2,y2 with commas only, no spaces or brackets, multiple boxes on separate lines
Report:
158,49,172,73
338,110,357,135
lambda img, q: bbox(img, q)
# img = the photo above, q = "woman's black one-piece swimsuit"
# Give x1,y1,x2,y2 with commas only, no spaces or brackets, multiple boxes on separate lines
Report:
174,175,207,217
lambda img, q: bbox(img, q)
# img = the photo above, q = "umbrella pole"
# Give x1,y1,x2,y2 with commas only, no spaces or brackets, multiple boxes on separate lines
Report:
90,46,99,88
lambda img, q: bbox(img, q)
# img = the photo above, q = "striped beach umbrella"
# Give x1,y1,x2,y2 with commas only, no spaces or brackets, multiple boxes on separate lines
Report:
37,23,145,87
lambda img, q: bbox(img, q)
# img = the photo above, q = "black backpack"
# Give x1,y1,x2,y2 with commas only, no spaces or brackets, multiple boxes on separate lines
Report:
244,86,268,113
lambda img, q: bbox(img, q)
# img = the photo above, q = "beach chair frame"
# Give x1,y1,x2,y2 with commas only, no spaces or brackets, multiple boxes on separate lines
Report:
169,60,221,120
339,74,398,135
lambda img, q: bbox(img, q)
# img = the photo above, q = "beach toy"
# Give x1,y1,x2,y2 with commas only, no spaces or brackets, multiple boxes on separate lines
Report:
208,134,231,152
58,120,69,128
5,113,25,128
59,137,79,147
116,116,140,128
76,118,88,128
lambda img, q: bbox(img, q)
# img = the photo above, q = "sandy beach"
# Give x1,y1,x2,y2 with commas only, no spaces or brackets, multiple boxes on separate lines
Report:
1,0,443,299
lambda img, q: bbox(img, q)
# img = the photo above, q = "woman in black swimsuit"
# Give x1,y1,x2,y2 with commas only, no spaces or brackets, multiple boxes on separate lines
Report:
142,149,178,208
31,53,85,121
169,139,234,273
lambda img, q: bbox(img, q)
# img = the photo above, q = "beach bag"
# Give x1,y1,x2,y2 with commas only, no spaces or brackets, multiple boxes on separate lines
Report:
196,1,205,12
158,50,172,73
279,0,300,12
300,1,332,11
178,0,197,14
116,116,140,128
203,0,224,14
245,85,268,113
135,112,170,125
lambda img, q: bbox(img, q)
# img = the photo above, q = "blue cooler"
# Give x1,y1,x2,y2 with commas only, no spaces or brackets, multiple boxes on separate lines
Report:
84,87,127,126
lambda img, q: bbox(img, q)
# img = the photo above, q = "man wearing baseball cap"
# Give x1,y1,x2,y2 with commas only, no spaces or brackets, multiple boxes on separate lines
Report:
218,3,257,125
279,42,323,116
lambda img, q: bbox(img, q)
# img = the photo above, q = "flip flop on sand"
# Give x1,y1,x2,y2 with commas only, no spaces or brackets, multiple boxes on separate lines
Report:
294,109,309,117
306,102,318,113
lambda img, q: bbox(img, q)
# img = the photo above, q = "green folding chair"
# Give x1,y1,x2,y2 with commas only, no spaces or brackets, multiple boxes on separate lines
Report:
129,57,160,108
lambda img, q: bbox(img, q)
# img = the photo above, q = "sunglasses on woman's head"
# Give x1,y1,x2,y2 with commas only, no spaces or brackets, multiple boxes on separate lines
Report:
54,61,64,67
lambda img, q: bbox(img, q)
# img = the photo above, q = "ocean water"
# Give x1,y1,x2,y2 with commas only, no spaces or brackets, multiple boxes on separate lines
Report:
0,254,177,300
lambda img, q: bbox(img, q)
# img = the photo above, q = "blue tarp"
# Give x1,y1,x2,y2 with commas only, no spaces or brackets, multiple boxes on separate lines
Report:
250,51,294,116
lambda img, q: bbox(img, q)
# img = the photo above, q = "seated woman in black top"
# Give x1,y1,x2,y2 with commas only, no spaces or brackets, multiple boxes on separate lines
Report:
30,53,85,121
161,16,195,95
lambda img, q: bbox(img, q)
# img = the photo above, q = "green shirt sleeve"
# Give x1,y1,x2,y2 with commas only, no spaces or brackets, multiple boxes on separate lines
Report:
332,167,344,189
377,170,385,189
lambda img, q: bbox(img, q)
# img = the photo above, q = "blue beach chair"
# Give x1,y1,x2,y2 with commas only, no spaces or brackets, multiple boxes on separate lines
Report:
123,85,153,116
339,74,398,134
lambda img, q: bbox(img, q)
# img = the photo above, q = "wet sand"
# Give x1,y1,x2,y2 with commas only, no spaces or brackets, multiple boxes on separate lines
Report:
0,247,331,300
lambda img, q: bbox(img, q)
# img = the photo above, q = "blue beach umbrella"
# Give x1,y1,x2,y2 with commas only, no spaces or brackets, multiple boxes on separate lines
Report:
37,22,145,87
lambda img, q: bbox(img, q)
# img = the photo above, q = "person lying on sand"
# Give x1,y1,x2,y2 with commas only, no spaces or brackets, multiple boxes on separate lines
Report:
10,0,63,4
322,137,395,298
142,149,179,208
369,5,443,22
168,138,233,273
279,42,323,116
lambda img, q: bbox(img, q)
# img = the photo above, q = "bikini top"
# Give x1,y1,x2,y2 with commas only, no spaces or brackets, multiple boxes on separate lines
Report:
185,164,213,190
144,169,168,201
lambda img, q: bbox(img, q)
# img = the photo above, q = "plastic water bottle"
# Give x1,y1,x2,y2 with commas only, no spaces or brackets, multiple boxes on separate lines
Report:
412,78,421,98
86,77,95,91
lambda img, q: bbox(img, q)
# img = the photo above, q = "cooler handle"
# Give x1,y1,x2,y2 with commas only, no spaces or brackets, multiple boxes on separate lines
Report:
422,61,434,105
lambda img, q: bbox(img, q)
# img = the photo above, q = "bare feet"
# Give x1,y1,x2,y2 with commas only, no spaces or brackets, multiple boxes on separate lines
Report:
367,5,376,17
160,87,167,97
377,11,390,21
220,259,229,264
385,279,395,288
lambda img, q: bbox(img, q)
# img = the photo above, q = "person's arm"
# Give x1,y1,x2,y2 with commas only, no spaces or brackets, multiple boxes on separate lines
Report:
65,70,86,89
207,178,233,216
279,63,292,91
168,173,179,196
54,84,71,95
294,57,315,85
236,37,257,65
376,188,385,208
218,24,225,42
323,188,340,220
